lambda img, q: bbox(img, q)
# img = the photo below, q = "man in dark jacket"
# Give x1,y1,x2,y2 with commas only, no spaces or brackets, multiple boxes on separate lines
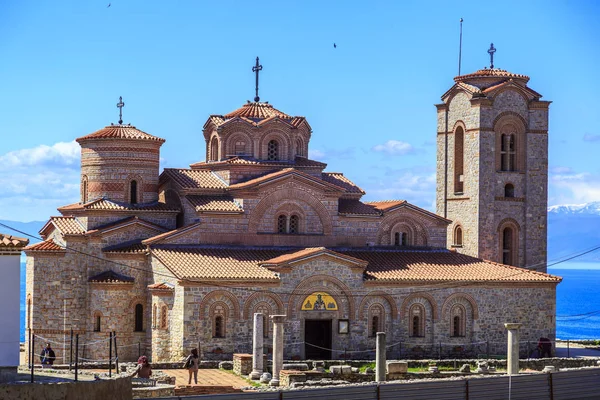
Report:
40,343,56,367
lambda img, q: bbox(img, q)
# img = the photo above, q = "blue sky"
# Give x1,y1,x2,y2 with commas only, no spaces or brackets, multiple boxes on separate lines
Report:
1,0,599,222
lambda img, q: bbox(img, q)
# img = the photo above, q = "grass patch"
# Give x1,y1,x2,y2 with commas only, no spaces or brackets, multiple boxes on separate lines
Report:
221,368,263,387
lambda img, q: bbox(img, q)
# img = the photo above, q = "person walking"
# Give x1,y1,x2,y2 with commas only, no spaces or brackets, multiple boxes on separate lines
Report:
40,343,56,368
184,348,199,385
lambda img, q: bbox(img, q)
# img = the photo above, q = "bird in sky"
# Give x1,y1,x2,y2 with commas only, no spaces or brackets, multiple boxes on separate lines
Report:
333,43,337,48
107,3,111,7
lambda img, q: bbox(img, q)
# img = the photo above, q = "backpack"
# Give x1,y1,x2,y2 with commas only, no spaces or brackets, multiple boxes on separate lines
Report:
183,356,192,369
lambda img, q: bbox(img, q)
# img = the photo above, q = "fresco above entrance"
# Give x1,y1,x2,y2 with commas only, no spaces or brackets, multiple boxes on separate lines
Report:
301,292,338,311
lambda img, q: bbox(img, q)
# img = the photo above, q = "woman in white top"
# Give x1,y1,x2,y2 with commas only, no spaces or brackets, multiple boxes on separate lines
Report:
185,348,199,385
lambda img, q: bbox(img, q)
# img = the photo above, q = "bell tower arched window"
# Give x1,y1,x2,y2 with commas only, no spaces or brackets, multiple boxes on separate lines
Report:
454,225,463,246
500,133,516,171
130,180,138,204
504,183,515,198
210,137,219,161
502,227,514,265
267,140,279,161
454,126,464,193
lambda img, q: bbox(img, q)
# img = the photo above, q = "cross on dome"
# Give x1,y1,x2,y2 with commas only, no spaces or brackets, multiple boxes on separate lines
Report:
252,57,263,102
116,96,125,125
488,43,496,69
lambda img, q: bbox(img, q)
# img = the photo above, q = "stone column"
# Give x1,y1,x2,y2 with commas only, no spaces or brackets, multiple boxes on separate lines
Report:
250,313,264,380
270,315,286,387
504,323,522,376
375,332,386,382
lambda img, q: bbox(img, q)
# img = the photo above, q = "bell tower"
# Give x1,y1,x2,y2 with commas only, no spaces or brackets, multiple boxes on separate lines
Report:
436,47,551,271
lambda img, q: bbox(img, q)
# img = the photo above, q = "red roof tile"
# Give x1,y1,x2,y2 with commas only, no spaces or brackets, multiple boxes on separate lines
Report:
366,200,407,211
41,216,86,236
0,234,29,248
161,169,228,190
321,173,364,194
228,168,346,192
186,195,243,213
76,125,165,143
224,102,292,120
142,222,202,245
148,282,175,290
103,240,147,254
338,199,381,216
87,216,167,236
454,68,530,83
190,156,326,170
58,199,180,213
24,239,65,252
261,247,368,268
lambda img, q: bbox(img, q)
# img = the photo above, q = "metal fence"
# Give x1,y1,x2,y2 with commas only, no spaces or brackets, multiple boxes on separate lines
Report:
142,368,600,400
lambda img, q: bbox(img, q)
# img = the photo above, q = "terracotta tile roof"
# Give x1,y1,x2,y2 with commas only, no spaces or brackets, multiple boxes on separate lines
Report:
224,102,292,120
228,169,345,192
58,199,180,213
148,282,175,290
482,80,542,98
366,200,407,211
261,247,368,268
103,240,147,254
321,173,364,194
88,270,135,283
87,216,167,235
342,249,561,283
190,156,326,169
41,216,86,236
76,125,165,143
338,199,381,216
23,239,65,252
454,68,530,83
147,245,560,284
142,222,202,245
161,168,228,190
186,195,243,213
151,246,280,282
0,233,29,248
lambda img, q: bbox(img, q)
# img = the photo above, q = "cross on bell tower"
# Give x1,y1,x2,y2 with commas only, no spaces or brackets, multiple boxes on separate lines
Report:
116,96,125,125
252,57,263,102
488,43,496,69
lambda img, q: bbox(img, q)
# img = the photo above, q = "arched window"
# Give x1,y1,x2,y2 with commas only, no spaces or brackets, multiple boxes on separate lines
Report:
451,306,465,337
454,126,464,193
500,133,516,171
504,183,515,198
234,141,246,155
369,305,384,337
409,304,425,337
454,226,463,246
393,232,408,246
277,215,287,233
210,137,219,161
94,313,101,332
134,303,144,332
502,227,514,265
130,180,138,204
296,138,304,157
160,306,168,330
213,304,226,338
289,215,299,234
394,232,400,246
152,304,157,329
267,140,279,161
371,315,379,337
82,176,88,203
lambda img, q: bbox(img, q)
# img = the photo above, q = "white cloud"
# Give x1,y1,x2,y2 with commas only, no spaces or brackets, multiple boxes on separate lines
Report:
0,142,81,221
549,170,600,205
372,140,416,156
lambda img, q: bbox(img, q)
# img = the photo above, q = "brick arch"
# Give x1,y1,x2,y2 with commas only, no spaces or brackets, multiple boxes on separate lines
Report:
287,274,354,319
260,129,290,161
452,120,466,132
199,290,241,320
491,86,532,105
376,214,429,246
127,295,147,311
441,292,479,320
243,292,284,319
358,291,398,320
225,131,253,157
400,292,438,321
498,217,520,266
248,188,333,235
492,111,527,132
126,174,144,203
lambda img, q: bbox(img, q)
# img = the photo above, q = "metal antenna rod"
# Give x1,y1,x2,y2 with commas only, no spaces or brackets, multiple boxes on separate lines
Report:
458,18,463,75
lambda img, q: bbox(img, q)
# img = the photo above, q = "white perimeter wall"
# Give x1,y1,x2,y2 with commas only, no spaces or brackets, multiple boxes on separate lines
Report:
0,255,20,367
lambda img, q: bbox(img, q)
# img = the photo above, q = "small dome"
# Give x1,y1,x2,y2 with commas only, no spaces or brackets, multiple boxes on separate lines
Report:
454,68,530,90
223,102,292,120
76,125,165,143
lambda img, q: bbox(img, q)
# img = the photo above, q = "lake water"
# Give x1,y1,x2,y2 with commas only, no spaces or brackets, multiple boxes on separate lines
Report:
18,261,600,342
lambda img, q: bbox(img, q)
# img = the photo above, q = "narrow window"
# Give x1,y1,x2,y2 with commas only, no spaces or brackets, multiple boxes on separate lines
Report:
505,183,515,198
289,215,299,234
401,232,408,246
371,315,379,337
296,138,303,157
502,227,513,265
152,304,157,329
454,126,464,193
412,316,420,337
234,141,246,155
82,177,88,203
454,226,463,246
501,134,516,171
277,215,287,233
394,232,400,246
134,304,144,332
160,306,168,329
409,305,424,337
213,304,226,338
94,314,101,332
453,316,461,337
210,137,219,161
267,140,279,161
130,180,138,204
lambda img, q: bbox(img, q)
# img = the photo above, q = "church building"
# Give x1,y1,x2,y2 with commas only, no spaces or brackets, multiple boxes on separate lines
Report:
25,56,560,363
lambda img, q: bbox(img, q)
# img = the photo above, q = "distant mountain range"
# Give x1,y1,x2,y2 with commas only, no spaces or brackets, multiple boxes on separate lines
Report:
2,201,600,262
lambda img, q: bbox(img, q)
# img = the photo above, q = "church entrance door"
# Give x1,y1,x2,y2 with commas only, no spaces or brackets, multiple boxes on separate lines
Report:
304,319,332,359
